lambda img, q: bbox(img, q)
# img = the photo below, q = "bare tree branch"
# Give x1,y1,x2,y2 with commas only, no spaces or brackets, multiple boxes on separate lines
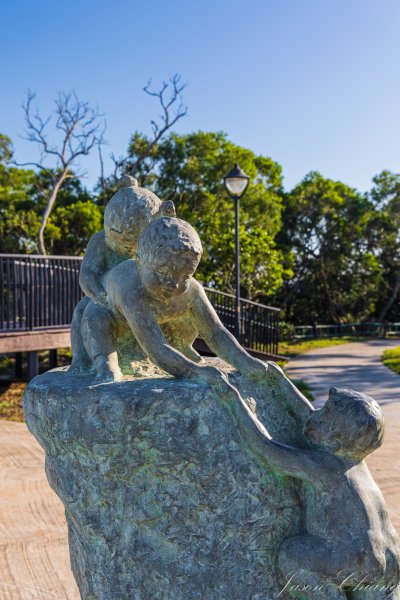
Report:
112,73,188,182
12,161,55,180
20,90,106,254
141,73,188,147
97,121,108,196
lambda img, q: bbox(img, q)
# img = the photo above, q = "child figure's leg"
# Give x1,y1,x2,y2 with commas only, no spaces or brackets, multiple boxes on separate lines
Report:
278,535,347,599
81,301,122,382
70,296,92,372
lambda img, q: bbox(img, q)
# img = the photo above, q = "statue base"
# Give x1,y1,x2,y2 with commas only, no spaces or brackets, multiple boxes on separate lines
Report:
23,364,306,600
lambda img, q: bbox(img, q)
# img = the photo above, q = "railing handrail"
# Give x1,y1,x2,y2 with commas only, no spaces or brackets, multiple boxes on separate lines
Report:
292,321,400,341
294,321,396,330
201,287,281,312
0,254,83,260
0,255,280,313
0,254,280,356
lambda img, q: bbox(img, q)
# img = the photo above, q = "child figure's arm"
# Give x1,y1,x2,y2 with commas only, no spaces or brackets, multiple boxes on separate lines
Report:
115,281,227,386
223,384,322,482
192,280,313,419
79,231,108,303
190,280,268,379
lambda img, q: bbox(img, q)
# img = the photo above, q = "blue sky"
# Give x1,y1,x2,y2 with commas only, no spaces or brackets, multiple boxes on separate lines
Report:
2,0,400,192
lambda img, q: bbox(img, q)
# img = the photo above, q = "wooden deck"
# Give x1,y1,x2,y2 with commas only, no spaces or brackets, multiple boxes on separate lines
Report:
0,329,70,354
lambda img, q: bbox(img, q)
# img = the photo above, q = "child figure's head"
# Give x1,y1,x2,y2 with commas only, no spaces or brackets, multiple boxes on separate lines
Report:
304,388,384,461
104,175,176,257
137,217,202,300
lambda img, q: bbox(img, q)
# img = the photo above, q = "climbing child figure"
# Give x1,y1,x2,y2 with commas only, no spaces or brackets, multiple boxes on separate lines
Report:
225,386,400,600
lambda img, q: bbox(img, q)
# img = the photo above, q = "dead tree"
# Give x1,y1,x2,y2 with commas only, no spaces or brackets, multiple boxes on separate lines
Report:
110,73,188,185
18,90,105,254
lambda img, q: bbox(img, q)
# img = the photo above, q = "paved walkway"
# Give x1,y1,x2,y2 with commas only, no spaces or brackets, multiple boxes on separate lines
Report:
0,421,79,600
287,339,400,407
288,338,400,532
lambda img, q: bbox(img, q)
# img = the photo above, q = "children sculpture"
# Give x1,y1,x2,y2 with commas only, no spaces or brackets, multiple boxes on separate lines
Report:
81,216,268,385
70,180,400,600
69,175,175,373
224,385,400,599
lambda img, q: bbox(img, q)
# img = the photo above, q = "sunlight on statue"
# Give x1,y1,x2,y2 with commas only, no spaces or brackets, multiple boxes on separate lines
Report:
24,176,400,600
225,385,400,599
69,175,175,374
81,216,269,385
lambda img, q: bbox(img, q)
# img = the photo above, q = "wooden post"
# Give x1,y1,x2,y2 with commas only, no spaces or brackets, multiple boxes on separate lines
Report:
49,349,58,369
27,351,39,381
15,352,23,379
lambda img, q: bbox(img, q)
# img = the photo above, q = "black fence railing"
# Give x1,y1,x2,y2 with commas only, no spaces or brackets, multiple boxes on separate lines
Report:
293,322,400,340
0,254,83,331
0,255,280,356
204,288,280,356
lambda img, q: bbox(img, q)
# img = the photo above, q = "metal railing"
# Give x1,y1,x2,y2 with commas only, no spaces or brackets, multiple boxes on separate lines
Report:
0,254,280,356
293,322,400,340
0,254,83,331
204,288,280,356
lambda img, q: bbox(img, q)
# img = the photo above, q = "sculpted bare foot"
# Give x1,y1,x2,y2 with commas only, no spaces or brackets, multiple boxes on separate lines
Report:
94,356,123,382
69,359,94,374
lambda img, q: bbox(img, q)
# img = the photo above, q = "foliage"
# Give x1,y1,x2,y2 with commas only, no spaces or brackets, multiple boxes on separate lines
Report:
0,146,103,255
0,134,13,163
366,171,400,321
5,117,400,324
112,130,292,299
382,346,400,375
278,336,363,359
0,155,40,253
276,172,381,324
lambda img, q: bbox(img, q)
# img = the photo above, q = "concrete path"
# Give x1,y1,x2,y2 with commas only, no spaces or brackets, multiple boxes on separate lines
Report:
287,339,400,407
288,338,400,532
0,421,79,600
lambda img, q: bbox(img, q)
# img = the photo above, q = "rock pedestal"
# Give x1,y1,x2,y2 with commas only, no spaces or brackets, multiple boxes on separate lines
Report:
23,366,306,600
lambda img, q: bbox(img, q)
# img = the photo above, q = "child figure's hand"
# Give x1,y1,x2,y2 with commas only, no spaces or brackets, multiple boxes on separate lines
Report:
194,365,231,391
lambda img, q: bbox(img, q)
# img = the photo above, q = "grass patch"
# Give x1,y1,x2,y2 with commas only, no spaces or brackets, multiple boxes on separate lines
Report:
0,382,27,422
382,346,400,375
278,336,363,360
277,336,365,403
0,348,72,423
290,379,314,402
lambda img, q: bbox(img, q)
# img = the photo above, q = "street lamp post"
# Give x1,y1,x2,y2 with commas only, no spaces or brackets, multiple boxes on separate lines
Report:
223,164,250,343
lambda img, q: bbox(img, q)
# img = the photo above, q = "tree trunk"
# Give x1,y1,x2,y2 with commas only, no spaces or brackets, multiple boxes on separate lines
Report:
37,172,67,255
379,268,400,322
319,259,341,325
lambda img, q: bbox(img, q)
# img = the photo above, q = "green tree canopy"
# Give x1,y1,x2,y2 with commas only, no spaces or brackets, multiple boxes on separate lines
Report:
0,135,103,255
5,125,400,326
112,130,291,299
276,172,380,324
0,135,39,253
366,170,400,321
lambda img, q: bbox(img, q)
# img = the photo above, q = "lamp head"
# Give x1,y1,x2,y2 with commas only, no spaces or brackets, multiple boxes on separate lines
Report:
224,164,250,198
